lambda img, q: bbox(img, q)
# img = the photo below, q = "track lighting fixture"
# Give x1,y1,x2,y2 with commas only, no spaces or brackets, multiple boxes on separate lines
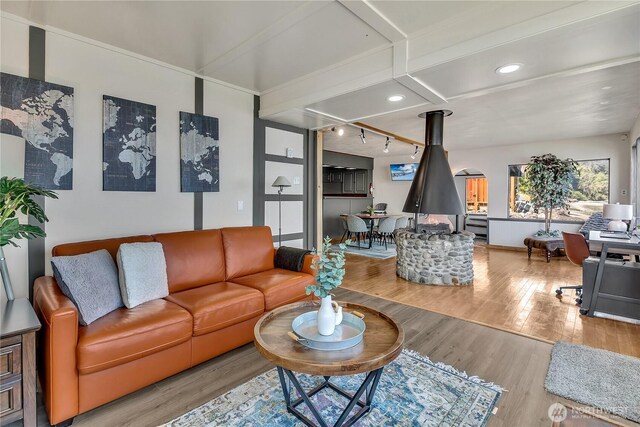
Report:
383,137,391,153
411,145,419,159
359,128,366,144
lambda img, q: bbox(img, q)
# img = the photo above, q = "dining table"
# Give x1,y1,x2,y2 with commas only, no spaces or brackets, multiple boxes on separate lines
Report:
340,213,390,249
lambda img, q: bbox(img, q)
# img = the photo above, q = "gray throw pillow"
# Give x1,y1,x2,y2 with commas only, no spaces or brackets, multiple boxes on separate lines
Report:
117,242,169,309
51,249,124,326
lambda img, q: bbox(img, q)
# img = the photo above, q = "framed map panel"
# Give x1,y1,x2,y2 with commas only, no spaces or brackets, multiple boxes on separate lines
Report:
103,95,156,191
179,111,219,192
0,72,74,189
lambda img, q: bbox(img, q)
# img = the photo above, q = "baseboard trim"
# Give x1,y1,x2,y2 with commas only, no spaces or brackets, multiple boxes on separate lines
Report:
486,244,528,252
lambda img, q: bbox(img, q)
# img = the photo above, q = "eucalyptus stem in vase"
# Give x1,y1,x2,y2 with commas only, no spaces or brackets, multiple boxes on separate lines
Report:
306,236,350,336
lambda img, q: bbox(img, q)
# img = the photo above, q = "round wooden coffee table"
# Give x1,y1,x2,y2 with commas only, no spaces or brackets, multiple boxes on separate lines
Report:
254,301,404,427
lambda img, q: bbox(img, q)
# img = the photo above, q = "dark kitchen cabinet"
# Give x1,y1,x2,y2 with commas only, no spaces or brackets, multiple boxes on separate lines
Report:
323,169,343,184
342,171,355,193
355,170,367,193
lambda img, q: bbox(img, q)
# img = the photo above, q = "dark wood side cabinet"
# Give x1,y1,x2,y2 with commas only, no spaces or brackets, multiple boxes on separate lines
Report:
1,299,41,426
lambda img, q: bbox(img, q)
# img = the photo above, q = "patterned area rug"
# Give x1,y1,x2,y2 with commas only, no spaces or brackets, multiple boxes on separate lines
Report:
165,350,502,427
331,243,397,259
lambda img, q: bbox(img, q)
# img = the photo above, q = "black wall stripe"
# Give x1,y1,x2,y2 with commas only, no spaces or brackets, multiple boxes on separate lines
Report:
253,95,265,227
27,26,46,302
193,77,204,230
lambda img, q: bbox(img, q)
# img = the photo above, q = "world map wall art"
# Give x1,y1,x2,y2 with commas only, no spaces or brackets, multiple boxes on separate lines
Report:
103,95,156,191
0,72,74,190
179,111,219,192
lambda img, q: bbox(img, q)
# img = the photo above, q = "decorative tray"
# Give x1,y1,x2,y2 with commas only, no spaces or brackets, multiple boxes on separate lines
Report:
289,310,366,351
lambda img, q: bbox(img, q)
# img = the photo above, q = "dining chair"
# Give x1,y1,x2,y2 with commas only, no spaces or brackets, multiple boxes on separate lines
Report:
339,216,349,243
395,216,409,230
346,215,369,249
375,217,397,250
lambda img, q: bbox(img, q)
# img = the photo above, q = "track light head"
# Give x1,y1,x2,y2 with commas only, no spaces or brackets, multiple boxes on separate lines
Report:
410,145,419,159
383,137,390,153
359,128,366,144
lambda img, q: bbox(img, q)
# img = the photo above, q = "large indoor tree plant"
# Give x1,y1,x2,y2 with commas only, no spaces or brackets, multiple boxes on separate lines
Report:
0,176,57,300
521,154,578,237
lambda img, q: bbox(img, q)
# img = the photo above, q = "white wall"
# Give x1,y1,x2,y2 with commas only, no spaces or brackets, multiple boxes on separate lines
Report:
0,17,30,302
630,113,640,218
374,134,631,246
263,127,305,245
0,16,254,303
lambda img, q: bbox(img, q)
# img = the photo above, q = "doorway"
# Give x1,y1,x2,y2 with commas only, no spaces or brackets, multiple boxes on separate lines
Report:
454,169,488,240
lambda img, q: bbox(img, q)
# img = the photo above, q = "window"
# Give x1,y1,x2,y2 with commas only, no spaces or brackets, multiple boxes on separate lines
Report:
508,159,610,221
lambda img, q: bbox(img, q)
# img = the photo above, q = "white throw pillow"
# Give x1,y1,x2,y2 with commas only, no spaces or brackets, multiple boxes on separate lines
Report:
116,242,169,309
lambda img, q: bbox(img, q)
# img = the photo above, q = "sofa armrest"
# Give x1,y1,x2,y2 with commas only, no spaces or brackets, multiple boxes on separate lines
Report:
301,254,318,276
33,276,79,425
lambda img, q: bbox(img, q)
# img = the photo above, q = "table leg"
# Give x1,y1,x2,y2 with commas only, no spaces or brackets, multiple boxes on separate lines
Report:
284,369,327,426
587,243,609,317
277,367,384,427
546,250,551,263
527,246,532,259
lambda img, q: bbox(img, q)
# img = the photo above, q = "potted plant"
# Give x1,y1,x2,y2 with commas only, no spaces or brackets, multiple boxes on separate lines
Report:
0,177,58,300
306,236,349,335
521,154,578,237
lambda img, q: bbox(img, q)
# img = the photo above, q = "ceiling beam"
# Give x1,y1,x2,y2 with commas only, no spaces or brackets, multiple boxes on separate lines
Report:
353,121,424,147
198,1,328,79
392,40,447,105
337,0,406,43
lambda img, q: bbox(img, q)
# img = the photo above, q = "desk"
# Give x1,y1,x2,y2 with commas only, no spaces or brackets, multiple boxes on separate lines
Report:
585,231,640,318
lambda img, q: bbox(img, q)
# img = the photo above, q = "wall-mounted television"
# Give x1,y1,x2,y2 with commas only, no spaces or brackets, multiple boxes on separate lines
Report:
390,163,418,181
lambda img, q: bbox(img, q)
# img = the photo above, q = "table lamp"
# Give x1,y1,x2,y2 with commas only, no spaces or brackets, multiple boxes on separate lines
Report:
272,176,292,246
603,203,633,232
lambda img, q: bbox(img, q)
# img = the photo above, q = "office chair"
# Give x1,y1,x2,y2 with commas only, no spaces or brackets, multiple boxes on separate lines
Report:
556,231,590,306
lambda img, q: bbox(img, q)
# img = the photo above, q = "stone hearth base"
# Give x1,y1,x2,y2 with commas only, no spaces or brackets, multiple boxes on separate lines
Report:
396,230,474,285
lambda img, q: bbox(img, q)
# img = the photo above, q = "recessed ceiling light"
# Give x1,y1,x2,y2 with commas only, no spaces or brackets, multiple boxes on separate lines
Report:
496,63,522,74
387,95,405,102
337,128,344,136
600,101,610,105
601,86,612,90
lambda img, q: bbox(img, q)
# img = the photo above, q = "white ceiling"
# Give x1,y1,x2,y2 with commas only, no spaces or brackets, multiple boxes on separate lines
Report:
2,1,639,156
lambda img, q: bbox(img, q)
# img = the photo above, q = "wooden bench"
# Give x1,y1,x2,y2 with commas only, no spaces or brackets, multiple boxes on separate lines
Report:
524,236,565,263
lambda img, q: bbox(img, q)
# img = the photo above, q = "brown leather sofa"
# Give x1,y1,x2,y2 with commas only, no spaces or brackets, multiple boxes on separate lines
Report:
33,226,314,426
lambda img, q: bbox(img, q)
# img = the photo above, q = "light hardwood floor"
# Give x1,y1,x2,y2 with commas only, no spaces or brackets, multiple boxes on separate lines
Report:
340,244,640,358
31,289,634,427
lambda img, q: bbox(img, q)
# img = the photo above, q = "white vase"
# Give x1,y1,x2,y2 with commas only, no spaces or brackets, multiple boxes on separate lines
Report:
317,295,343,336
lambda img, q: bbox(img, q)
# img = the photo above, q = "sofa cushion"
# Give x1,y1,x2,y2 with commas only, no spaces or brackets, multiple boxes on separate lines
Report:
77,299,192,375
154,229,226,293
165,282,264,336
52,235,154,260
231,269,313,310
51,249,123,326
222,226,274,280
117,242,169,309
